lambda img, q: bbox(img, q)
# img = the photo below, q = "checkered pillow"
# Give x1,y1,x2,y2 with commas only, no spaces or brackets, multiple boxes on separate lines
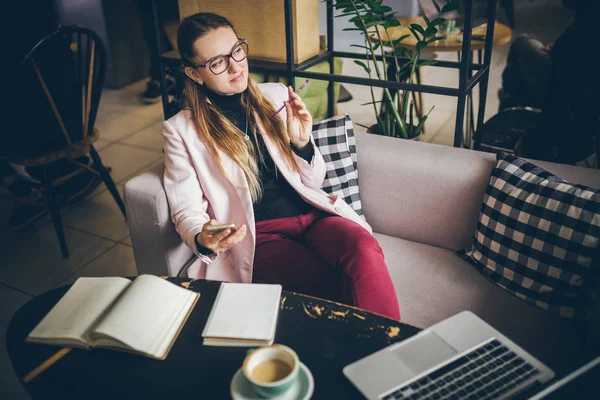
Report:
312,114,363,217
460,152,600,319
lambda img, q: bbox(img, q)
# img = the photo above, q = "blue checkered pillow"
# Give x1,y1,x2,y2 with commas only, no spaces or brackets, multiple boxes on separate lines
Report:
460,152,600,319
312,114,363,217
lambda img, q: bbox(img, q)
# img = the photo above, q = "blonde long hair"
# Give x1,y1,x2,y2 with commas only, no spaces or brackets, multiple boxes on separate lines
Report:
178,13,298,202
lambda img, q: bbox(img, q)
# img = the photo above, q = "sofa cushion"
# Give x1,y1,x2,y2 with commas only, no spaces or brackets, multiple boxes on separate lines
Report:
461,152,600,320
375,232,585,376
312,114,364,216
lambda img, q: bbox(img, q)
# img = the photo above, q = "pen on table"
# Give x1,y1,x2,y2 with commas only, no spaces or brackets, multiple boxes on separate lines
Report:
23,347,72,383
271,79,310,119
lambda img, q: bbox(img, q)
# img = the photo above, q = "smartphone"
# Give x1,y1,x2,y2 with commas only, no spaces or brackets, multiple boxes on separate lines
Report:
204,223,237,233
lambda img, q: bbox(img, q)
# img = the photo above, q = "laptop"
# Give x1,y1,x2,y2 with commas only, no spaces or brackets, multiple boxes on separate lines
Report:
529,355,600,399
343,311,555,400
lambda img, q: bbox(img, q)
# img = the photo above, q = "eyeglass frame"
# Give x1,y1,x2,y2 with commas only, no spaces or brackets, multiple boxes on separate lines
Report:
192,38,249,75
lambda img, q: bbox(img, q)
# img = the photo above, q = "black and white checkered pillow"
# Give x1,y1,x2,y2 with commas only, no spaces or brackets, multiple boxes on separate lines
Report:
460,152,600,319
312,114,363,217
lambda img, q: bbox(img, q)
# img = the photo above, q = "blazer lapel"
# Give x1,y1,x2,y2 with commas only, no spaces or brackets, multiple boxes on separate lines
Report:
214,147,248,189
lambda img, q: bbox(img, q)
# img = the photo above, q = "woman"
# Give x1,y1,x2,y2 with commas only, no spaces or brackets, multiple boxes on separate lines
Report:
163,12,400,320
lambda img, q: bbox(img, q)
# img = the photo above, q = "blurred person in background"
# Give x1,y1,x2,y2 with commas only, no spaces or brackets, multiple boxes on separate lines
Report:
133,0,180,104
499,0,599,165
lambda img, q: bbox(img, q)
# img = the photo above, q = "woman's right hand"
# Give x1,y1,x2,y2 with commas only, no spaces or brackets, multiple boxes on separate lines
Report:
196,219,247,254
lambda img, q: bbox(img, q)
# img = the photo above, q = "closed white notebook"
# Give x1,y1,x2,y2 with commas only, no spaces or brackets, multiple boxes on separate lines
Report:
202,283,282,347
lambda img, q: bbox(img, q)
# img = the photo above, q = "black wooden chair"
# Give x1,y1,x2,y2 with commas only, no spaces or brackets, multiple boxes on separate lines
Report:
1,25,125,258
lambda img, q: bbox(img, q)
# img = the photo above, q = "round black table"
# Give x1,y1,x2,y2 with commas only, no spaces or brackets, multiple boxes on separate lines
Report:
7,278,420,399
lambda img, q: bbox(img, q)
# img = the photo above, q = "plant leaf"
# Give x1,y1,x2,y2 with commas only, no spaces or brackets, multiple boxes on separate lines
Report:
429,17,445,27
364,21,383,28
335,13,358,19
410,24,426,36
408,27,421,41
336,2,353,11
347,4,365,12
432,0,441,14
343,27,362,31
352,19,364,29
442,0,459,13
353,60,371,73
376,116,386,135
418,60,438,67
426,36,444,44
350,44,370,50
359,12,378,24
391,34,411,45
372,4,391,16
398,63,412,76
424,27,438,37
414,105,435,134
361,100,384,106
385,19,401,28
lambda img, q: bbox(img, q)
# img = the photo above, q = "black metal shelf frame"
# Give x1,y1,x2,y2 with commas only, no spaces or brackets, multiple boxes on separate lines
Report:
281,0,498,148
151,0,498,148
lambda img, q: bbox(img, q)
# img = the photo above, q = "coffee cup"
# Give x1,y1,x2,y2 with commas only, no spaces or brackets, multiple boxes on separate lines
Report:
242,344,299,398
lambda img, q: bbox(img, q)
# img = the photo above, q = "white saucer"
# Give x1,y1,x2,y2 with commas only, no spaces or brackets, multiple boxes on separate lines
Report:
230,361,314,400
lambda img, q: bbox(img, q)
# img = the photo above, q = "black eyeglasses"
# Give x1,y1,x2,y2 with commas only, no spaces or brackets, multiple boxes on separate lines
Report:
193,39,249,75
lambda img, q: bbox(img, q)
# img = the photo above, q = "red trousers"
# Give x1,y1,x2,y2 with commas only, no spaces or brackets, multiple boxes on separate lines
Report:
252,209,401,320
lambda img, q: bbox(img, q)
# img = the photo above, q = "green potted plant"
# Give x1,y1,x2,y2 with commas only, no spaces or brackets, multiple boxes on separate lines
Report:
328,0,459,139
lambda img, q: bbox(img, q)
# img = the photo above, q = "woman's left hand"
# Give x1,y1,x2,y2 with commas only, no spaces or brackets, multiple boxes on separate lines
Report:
284,85,313,150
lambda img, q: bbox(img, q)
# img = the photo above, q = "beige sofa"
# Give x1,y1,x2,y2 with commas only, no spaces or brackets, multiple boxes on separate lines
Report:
124,132,600,377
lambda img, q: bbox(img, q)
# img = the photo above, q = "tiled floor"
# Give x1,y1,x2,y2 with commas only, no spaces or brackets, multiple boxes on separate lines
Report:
0,1,573,398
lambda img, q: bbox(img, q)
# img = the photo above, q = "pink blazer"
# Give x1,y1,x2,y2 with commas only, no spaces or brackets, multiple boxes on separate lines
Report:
162,82,371,282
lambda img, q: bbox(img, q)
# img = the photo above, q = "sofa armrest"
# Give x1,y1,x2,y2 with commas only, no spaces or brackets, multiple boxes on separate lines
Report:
124,162,194,276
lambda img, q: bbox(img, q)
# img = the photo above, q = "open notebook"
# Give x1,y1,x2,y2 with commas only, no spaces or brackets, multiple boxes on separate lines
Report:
202,283,282,347
27,275,199,360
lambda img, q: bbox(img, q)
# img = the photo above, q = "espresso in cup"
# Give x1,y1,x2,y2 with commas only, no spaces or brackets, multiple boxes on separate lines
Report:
243,344,299,397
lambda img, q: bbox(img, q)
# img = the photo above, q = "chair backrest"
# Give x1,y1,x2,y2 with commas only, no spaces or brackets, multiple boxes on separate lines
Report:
16,25,106,158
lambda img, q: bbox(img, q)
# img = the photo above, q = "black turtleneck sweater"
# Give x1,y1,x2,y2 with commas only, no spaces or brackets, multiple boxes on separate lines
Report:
203,86,314,222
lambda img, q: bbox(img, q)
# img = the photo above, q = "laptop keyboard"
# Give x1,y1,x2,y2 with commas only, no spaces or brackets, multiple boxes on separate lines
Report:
381,339,540,400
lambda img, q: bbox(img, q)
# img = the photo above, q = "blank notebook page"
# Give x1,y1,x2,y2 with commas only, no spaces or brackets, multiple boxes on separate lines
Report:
202,283,282,340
